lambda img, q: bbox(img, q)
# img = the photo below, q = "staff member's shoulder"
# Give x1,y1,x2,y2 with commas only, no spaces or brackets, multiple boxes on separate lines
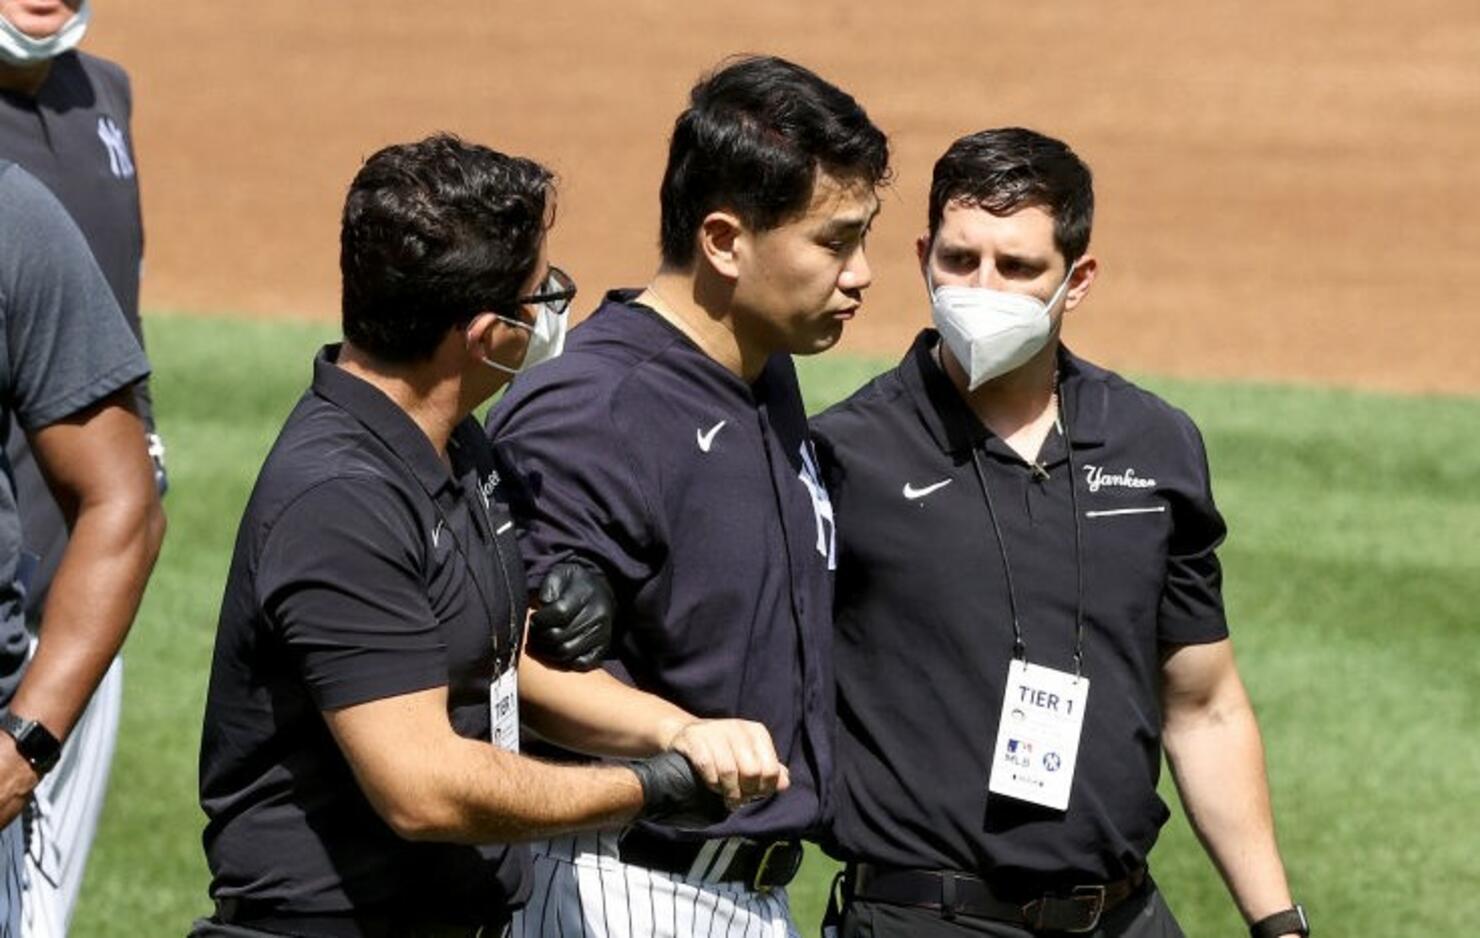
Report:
808,365,910,484
1079,358,1215,476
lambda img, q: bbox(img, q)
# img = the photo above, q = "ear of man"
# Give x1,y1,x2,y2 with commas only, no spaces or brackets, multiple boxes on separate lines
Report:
697,210,744,281
464,310,530,371
1063,254,1098,313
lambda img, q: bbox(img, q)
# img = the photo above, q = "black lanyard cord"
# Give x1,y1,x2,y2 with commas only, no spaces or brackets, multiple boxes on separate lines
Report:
968,370,1089,675
1057,377,1089,677
385,436,521,675
970,448,1026,660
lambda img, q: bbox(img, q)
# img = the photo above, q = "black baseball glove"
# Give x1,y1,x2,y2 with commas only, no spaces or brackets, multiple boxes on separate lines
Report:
527,561,615,671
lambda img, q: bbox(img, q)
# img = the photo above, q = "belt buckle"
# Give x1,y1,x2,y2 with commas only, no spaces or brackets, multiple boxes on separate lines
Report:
1022,884,1106,934
750,840,802,893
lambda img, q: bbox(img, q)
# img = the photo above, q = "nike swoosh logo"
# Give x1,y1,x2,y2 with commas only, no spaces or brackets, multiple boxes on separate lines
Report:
697,420,727,453
902,479,952,500
431,519,445,547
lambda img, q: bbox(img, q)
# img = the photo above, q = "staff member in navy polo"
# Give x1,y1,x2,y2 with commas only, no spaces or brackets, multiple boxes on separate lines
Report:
196,135,731,938
812,129,1307,938
487,55,889,938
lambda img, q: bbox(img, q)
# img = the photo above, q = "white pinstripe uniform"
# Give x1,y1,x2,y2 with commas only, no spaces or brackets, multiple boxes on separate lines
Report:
514,834,800,938
0,657,123,938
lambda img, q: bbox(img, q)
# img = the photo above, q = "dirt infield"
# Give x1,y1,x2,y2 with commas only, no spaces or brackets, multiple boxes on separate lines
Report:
88,1,1479,394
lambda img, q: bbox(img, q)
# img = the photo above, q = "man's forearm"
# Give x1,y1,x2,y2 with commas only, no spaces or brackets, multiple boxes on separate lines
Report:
400,736,644,844
325,687,651,845
8,483,164,738
519,655,691,757
1164,693,1295,925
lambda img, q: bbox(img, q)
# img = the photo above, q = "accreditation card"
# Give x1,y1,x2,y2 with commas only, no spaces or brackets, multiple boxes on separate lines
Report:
491,668,519,753
987,659,1088,811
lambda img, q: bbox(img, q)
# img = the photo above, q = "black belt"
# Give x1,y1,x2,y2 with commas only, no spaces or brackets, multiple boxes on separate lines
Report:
616,829,804,891
850,863,1148,934
214,898,496,938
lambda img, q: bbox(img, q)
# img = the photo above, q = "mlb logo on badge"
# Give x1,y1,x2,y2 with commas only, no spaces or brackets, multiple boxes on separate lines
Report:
96,116,135,179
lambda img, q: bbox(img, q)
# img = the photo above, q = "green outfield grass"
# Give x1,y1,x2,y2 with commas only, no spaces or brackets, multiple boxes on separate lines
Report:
72,313,1479,936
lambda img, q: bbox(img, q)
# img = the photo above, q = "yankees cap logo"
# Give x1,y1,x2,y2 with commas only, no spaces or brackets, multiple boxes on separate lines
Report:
902,478,952,500
696,420,726,453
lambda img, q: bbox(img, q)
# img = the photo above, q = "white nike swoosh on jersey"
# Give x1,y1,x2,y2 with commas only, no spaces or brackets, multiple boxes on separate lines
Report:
902,479,953,500
431,519,445,547
697,420,727,453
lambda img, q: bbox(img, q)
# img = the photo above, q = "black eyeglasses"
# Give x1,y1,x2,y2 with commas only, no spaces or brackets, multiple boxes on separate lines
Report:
517,265,577,318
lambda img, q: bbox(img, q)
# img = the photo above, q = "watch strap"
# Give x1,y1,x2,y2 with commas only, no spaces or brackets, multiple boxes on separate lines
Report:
1250,904,1309,938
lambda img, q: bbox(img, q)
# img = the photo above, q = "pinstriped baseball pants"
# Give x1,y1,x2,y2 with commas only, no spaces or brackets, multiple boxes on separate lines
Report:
513,833,801,938
0,656,123,938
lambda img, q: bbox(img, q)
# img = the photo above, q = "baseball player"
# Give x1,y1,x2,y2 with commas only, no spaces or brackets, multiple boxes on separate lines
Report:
486,55,890,937
0,3,162,933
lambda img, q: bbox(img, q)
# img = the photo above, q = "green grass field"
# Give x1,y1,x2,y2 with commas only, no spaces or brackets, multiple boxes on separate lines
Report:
72,313,1479,935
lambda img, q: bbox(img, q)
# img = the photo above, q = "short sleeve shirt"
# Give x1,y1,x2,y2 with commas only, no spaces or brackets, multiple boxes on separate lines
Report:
486,291,837,842
812,331,1227,889
0,161,148,707
200,347,529,923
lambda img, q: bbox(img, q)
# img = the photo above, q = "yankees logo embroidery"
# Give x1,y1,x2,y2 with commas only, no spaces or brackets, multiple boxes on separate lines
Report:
96,116,135,179
1082,464,1157,493
797,442,836,570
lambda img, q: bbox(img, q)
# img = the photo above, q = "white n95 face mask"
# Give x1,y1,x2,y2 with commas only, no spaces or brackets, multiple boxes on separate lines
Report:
0,2,91,67
481,303,568,376
929,266,1074,390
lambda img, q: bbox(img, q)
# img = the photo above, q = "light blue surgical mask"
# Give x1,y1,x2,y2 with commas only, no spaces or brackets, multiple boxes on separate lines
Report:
0,2,90,67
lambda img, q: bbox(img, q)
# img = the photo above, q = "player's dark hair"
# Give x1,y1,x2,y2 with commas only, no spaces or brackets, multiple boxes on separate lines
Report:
928,127,1094,264
340,134,553,364
658,54,891,268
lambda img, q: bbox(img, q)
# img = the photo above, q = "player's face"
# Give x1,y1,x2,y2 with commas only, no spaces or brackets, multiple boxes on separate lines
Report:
920,199,1092,326
730,171,879,357
0,0,82,38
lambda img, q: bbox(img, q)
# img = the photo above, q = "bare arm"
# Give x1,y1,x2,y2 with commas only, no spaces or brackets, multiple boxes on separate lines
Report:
519,651,788,807
1161,639,1297,931
323,684,645,845
0,391,165,824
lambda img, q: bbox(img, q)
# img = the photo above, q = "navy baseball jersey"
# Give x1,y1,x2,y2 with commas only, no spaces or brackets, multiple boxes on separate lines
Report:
813,331,1229,887
487,291,837,843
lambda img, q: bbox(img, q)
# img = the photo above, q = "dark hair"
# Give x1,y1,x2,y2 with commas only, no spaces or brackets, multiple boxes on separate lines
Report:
340,134,553,363
659,55,890,268
928,128,1094,264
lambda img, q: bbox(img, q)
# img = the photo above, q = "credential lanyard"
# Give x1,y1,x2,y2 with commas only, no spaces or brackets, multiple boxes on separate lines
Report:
968,375,1089,676
391,434,522,675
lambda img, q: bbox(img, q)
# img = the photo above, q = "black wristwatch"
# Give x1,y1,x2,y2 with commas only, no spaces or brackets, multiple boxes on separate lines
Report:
0,711,61,776
1250,904,1309,938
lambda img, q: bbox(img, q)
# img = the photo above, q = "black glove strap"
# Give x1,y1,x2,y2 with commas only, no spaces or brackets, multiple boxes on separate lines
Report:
1250,904,1309,938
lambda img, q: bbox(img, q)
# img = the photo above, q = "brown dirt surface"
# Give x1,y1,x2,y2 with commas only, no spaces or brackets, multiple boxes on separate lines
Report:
88,1,1480,394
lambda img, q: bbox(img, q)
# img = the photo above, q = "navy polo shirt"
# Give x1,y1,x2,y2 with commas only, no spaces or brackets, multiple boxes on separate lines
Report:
486,291,836,842
200,346,529,925
812,330,1228,891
